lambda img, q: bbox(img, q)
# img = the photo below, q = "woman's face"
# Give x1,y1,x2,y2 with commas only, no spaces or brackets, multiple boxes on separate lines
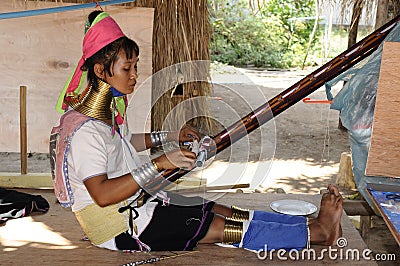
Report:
105,49,138,95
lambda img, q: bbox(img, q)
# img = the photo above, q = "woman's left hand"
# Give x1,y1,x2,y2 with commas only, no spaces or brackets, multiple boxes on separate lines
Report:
168,125,200,143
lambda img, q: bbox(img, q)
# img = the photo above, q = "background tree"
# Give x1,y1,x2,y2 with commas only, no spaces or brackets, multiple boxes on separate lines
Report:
209,0,318,68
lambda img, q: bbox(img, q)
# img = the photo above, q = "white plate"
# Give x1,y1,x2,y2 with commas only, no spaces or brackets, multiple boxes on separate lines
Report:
270,199,317,216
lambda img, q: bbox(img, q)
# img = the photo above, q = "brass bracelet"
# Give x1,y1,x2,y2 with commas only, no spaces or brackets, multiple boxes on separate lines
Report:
222,218,243,244
151,160,160,172
231,206,250,221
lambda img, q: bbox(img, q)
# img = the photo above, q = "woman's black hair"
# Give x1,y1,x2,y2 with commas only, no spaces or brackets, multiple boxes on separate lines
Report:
82,11,139,89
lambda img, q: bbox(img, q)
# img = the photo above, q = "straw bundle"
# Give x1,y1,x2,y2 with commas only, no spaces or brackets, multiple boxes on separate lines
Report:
134,0,215,135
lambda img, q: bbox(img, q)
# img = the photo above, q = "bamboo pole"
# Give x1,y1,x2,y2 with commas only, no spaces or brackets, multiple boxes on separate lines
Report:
20,85,27,175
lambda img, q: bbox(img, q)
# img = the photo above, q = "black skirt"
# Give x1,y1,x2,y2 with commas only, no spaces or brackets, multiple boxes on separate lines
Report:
115,193,216,251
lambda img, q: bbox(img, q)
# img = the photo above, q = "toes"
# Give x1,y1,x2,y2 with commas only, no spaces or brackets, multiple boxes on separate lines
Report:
322,192,330,200
327,184,340,197
335,196,343,208
321,193,336,207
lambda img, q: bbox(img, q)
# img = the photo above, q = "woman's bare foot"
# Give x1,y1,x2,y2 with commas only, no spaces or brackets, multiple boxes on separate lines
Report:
309,184,343,245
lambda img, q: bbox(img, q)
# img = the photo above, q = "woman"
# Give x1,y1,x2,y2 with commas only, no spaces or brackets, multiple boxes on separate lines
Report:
51,10,343,252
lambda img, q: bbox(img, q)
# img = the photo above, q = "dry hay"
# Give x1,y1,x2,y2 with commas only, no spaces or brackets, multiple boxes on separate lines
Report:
135,0,216,135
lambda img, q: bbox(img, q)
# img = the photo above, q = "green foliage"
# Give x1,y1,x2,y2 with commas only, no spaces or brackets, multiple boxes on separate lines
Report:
209,0,324,69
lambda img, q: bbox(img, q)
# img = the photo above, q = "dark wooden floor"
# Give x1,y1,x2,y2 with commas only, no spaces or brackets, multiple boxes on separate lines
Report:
0,189,376,265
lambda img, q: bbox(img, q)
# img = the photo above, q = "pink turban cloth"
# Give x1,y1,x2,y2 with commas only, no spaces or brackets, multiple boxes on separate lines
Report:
56,12,125,112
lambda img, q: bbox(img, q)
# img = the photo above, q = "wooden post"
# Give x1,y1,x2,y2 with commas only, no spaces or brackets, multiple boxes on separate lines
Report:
20,85,27,175
336,152,356,189
360,216,371,245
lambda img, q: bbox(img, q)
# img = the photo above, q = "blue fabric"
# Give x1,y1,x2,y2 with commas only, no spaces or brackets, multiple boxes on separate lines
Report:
253,210,306,224
240,220,308,251
110,87,125,97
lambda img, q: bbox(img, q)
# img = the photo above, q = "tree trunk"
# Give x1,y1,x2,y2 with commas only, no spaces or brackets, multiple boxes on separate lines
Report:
375,0,389,29
348,0,364,48
388,0,400,20
391,0,400,15
301,0,320,69
339,0,365,131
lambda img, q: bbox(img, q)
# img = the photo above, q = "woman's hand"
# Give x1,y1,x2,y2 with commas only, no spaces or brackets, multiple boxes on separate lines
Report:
167,125,200,143
153,148,197,171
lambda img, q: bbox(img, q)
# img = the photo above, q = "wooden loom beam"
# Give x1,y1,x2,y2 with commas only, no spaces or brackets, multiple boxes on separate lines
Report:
144,14,400,193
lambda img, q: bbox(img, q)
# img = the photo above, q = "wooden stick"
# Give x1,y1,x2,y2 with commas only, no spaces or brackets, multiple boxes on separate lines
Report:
20,85,27,175
169,183,250,194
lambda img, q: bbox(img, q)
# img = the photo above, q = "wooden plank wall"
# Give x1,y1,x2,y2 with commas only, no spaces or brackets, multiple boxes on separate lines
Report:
0,1,153,153
365,42,400,178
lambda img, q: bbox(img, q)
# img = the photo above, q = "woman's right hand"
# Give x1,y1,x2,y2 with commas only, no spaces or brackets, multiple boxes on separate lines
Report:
153,148,197,171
